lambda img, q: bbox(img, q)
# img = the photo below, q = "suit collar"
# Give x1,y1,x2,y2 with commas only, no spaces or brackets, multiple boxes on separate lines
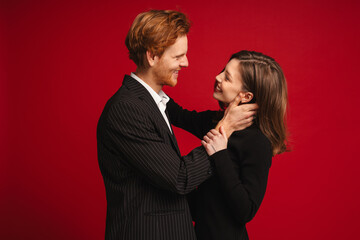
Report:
130,73,170,105
122,75,181,156
122,74,149,97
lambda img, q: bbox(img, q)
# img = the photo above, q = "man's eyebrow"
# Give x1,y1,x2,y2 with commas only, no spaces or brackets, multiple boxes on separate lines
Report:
175,53,185,58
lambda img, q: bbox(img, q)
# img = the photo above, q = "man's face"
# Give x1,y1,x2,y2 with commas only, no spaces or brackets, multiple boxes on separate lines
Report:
153,35,189,87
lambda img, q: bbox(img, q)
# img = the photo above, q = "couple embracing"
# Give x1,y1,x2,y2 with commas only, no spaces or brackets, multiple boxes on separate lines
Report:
97,9,288,240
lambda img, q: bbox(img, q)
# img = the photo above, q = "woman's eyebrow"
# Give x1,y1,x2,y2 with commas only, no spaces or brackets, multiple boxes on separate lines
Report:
225,70,232,78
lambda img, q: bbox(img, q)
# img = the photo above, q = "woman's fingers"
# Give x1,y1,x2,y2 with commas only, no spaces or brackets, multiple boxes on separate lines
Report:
206,131,215,139
204,129,225,143
203,135,211,143
210,129,220,136
201,140,215,156
219,126,227,139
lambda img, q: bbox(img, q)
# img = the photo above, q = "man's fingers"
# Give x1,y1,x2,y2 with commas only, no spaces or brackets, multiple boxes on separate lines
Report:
242,118,255,128
240,106,257,119
245,121,253,129
240,103,258,112
247,112,256,119
242,115,255,124
228,95,242,109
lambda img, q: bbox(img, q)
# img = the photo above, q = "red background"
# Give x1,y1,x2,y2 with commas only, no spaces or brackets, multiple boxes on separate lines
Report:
2,0,360,239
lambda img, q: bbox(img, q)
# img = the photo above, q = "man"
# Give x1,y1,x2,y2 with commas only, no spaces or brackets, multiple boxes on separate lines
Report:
97,10,256,240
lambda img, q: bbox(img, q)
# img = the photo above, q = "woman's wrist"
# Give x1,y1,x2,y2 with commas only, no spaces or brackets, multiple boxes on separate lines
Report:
215,119,234,138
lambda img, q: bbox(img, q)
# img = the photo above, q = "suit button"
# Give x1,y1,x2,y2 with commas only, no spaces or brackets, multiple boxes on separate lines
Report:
207,169,212,175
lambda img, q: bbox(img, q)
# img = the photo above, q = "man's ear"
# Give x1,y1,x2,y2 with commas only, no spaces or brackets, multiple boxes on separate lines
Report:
239,92,254,103
146,50,159,67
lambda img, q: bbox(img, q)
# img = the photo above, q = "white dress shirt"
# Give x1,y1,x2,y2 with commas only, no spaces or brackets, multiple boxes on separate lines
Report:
130,73,172,133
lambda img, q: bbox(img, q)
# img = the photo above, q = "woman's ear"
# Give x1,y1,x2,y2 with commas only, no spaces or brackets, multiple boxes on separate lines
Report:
239,92,254,103
146,51,158,67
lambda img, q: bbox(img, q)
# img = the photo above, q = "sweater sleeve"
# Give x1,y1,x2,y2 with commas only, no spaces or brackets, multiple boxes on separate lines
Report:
166,98,221,139
209,130,272,225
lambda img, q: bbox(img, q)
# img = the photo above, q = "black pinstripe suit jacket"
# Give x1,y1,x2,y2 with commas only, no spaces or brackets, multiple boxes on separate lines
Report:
97,75,217,240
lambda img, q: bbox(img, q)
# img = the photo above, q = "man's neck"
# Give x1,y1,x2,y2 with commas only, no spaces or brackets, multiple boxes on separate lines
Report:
134,69,162,94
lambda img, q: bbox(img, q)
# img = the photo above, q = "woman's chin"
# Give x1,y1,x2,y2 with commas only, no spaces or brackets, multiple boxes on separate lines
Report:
213,92,222,101
213,93,232,106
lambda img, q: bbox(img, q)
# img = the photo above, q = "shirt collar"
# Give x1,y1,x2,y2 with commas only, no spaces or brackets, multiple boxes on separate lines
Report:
130,72,169,105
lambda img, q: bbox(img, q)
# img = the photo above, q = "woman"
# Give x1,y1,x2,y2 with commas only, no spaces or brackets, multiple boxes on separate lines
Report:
193,50,288,240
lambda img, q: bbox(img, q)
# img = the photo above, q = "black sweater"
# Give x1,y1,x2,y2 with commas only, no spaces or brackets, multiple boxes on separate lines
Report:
166,99,272,239
189,125,272,240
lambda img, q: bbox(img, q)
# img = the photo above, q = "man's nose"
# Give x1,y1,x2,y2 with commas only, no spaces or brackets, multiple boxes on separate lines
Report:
180,55,189,68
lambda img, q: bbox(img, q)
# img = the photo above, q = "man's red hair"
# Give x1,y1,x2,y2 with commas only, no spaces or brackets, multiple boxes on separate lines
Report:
125,10,190,69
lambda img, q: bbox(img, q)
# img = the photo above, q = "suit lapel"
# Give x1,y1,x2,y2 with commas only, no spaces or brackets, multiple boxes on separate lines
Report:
165,109,181,156
123,75,181,157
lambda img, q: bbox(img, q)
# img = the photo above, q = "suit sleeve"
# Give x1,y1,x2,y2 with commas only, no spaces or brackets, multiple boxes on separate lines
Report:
105,101,212,195
209,132,272,225
166,98,221,139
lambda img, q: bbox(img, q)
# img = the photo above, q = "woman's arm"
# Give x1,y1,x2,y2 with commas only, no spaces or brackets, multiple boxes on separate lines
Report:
203,129,272,225
167,98,220,139
167,96,257,140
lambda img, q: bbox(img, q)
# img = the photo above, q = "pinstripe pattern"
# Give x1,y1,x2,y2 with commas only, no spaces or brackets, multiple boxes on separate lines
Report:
97,75,213,240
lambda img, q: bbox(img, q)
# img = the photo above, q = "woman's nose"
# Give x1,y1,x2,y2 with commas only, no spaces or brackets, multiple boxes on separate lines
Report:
215,75,222,83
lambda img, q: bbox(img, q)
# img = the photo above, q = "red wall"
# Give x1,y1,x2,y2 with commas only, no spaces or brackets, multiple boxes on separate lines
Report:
2,0,360,239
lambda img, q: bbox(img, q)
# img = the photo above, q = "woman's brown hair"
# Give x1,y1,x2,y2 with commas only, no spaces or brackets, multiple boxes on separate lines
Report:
125,10,190,69
223,50,289,156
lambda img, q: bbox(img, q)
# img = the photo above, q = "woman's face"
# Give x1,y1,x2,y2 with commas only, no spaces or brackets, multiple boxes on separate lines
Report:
213,59,244,104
